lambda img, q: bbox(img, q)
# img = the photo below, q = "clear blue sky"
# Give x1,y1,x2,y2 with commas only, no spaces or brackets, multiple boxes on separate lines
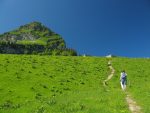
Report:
0,0,150,57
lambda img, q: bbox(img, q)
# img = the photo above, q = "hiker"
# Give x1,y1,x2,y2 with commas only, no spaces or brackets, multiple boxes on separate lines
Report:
120,70,127,90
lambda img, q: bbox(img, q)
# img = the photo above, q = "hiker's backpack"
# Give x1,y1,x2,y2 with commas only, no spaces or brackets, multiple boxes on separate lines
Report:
121,73,127,80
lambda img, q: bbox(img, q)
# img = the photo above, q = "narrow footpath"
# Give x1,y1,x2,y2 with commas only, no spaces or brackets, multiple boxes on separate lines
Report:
126,94,142,113
103,59,142,113
103,60,115,86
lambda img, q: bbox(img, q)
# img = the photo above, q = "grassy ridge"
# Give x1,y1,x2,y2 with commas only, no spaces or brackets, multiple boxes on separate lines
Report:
0,55,130,113
112,57,150,113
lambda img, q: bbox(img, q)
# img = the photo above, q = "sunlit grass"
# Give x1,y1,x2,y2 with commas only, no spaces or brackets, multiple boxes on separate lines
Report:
112,57,150,113
0,55,130,113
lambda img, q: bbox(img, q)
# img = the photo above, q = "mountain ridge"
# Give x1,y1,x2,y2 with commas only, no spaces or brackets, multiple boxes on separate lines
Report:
0,22,77,56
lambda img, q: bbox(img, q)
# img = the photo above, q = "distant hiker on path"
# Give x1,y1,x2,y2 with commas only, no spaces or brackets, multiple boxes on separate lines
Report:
120,70,127,90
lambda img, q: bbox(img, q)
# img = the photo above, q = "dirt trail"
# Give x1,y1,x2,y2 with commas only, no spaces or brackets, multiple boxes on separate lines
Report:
103,60,115,86
104,59,142,113
126,94,142,113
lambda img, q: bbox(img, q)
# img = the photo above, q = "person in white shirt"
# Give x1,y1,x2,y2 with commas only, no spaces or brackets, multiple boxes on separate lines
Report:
120,70,127,90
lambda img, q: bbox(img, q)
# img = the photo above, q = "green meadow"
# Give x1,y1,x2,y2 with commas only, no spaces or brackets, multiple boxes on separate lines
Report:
0,55,130,113
112,57,150,113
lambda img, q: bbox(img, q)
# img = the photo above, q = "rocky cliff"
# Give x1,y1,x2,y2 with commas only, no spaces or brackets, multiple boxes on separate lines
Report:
0,22,77,56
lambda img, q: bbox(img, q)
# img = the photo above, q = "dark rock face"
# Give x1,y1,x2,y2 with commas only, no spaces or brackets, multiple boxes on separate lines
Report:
0,44,45,54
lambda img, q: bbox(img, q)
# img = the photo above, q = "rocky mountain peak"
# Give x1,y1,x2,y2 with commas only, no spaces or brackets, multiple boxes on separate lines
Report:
19,21,51,32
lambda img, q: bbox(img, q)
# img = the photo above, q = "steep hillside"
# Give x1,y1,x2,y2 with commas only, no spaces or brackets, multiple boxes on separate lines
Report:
0,55,129,113
0,22,77,55
112,57,150,113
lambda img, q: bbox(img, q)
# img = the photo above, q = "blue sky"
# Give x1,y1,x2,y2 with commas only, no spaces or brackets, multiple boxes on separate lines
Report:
0,0,150,57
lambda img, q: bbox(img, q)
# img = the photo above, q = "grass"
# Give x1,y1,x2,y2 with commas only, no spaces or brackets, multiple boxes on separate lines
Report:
16,35,61,45
0,55,130,113
16,40,46,45
112,57,150,113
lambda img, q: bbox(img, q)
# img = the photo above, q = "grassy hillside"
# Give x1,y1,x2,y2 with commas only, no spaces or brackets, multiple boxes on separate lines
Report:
0,55,129,113
112,57,150,113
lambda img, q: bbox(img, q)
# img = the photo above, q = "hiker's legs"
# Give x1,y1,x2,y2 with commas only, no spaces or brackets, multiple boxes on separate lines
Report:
121,80,126,90
124,81,127,90
120,81,124,89
122,80,126,90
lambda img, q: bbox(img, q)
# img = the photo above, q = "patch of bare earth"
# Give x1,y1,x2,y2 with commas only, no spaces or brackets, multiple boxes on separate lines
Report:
126,94,142,113
103,60,115,86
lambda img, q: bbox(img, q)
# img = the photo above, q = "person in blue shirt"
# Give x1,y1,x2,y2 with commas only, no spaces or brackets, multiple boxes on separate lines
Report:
120,70,127,90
